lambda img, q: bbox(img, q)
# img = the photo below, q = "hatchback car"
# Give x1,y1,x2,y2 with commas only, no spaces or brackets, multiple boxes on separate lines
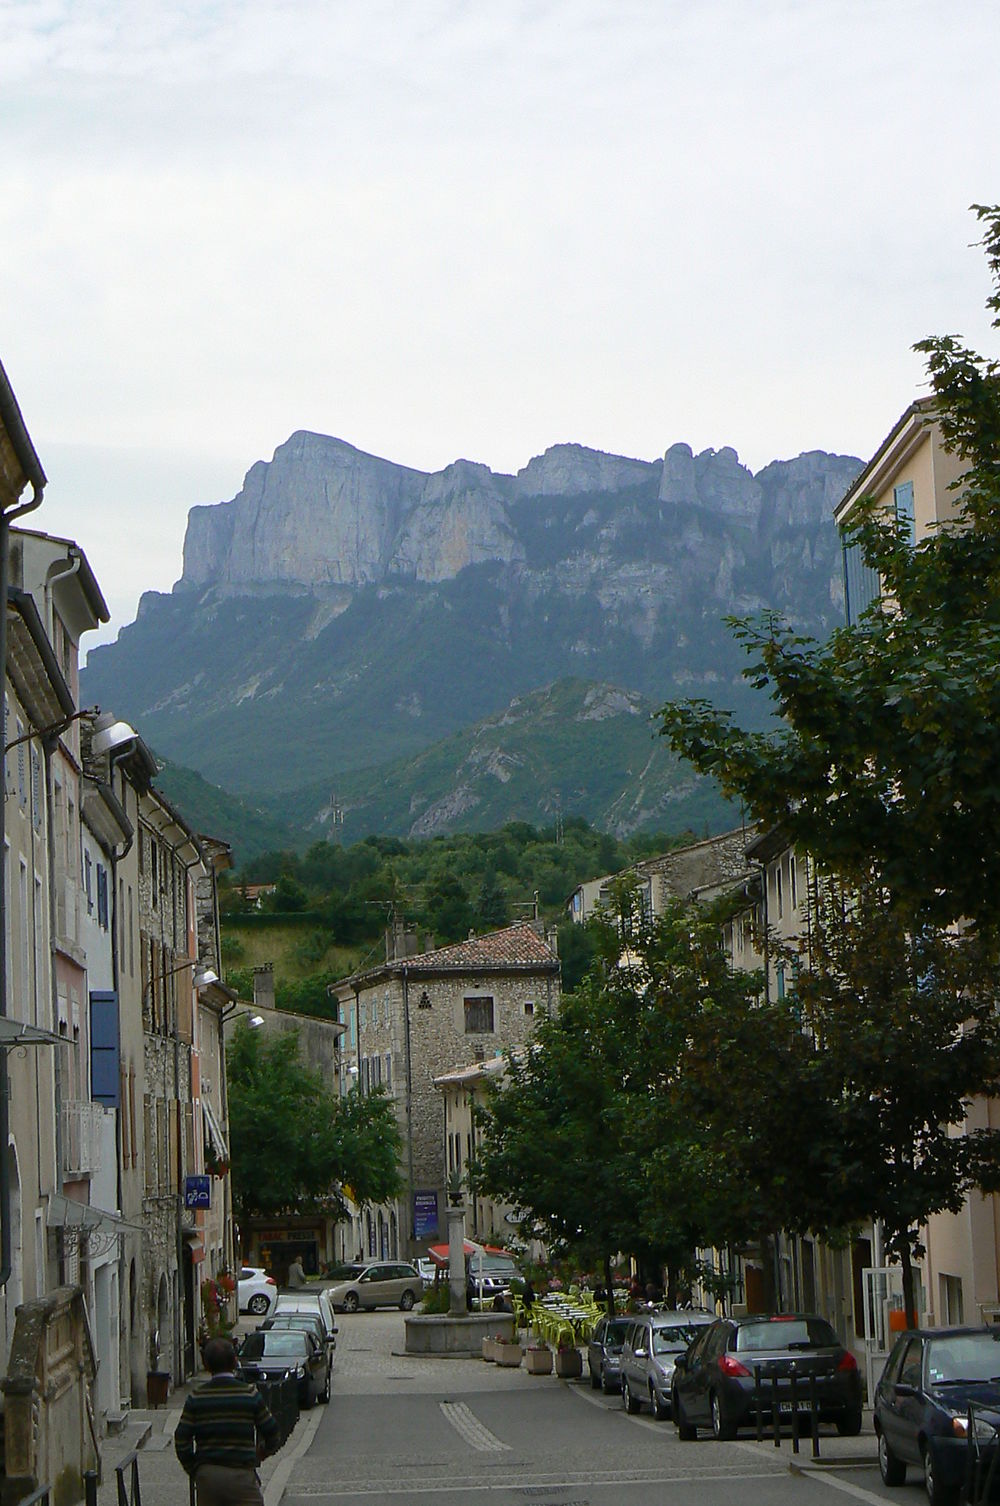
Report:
874,1325,1000,1506
326,1261,422,1312
621,1311,717,1418
273,1291,339,1350
238,1266,278,1317
588,1316,632,1394
671,1313,862,1440
238,1328,330,1406
259,1312,332,1357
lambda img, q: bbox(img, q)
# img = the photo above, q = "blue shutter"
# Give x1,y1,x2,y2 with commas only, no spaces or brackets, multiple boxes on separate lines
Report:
894,481,916,546
90,991,120,1106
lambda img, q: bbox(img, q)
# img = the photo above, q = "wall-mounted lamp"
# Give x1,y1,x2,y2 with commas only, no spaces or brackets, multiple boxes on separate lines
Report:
220,1006,264,1028
90,711,139,758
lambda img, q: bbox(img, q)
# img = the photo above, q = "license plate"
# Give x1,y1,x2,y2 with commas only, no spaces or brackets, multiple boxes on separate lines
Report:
778,1403,795,1414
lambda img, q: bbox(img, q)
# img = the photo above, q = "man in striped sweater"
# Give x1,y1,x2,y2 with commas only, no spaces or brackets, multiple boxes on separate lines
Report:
174,1337,281,1505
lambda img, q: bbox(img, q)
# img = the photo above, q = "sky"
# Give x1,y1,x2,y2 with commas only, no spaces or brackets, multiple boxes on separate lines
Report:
2,0,999,648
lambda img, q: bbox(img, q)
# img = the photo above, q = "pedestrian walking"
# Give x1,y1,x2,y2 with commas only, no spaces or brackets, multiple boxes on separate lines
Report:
174,1336,280,1506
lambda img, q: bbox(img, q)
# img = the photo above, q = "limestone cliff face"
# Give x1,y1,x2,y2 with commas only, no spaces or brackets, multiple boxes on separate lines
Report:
176,433,859,599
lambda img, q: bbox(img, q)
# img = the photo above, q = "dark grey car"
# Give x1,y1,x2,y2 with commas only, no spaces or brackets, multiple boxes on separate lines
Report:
238,1328,331,1406
588,1317,631,1393
671,1314,863,1440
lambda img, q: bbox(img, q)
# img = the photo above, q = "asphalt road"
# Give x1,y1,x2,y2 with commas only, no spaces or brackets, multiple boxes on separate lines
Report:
279,1310,921,1506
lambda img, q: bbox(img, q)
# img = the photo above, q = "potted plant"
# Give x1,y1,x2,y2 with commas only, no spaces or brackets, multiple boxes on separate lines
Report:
482,1336,498,1362
495,1337,522,1367
554,1328,582,1378
525,1343,553,1375
146,1328,170,1407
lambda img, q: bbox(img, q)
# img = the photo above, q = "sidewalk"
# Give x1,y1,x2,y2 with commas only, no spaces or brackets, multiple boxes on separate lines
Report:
95,1378,320,1506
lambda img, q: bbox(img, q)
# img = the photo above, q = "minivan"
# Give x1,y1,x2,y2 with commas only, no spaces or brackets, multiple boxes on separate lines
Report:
621,1311,716,1419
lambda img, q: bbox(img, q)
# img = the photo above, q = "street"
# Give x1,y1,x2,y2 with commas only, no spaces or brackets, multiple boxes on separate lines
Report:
277,1311,914,1506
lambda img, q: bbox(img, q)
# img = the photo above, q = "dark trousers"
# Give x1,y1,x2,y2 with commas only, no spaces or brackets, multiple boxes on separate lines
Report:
194,1464,265,1506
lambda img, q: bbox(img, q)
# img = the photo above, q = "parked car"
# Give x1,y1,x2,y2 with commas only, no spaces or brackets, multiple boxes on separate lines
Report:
238,1266,278,1317
259,1312,332,1356
273,1290,339,1351
588,1316,632,1393
326,1261,423,1312
874,1325,1000,1505
621,1311,717,1418
417,1259,438,1287
238,1328,330,1405
671,1314,863,1441
467,1254,521,1306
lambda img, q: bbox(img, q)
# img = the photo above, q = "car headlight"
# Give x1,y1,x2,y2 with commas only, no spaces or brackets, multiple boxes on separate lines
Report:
952,1415,1000,1441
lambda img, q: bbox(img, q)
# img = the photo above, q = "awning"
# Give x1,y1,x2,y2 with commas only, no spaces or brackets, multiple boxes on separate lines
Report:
47,1194,143,1234
0,1018,68,1047
203,1099,228,1159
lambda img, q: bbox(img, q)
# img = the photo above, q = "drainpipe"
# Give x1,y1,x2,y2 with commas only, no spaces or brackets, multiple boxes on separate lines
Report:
401,966,414,1253
0,459,46,1288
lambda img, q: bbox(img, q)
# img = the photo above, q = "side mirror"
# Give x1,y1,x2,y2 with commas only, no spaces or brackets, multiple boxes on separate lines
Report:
895,1383,917,1398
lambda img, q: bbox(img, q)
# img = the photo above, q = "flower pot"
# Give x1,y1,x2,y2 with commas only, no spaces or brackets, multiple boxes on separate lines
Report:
146,1370,171,1407
555,1347,583,1379
495,1342,522,1368
482,1337,497,1362
525,1347,553,1375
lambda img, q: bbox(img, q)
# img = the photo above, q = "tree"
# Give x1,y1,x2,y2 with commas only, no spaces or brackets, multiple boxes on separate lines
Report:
226,1022,402,1221
658,209,1000,939
795,880,1000,1326
475,869,510,930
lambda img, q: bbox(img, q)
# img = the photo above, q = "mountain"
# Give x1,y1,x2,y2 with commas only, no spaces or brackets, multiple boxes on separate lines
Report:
82,433,861,834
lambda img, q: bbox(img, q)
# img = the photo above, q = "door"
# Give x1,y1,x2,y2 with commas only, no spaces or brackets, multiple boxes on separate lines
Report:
862,1266,916,1403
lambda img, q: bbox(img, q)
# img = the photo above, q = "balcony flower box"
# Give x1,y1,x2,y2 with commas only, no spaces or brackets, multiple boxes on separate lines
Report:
525,1346,553,1375
495,1341,522,1367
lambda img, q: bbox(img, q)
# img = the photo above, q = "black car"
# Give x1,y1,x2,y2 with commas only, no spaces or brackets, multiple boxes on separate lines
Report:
259,1311,332,1355
238,1328,331,1406
588,1316,631,1393
874,1325,1000,1506
671,1313,862,1441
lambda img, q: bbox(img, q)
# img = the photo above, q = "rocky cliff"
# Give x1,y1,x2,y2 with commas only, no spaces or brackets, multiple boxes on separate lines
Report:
84,430,862,835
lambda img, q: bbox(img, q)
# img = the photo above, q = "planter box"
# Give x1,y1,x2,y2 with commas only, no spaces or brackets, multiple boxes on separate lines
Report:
495,1342,522,1368
525,1347,553,1375
482,1337,497,1362
555,1347,583,1379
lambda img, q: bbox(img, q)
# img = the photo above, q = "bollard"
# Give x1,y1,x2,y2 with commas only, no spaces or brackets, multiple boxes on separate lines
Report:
809,1374,820,1459
754,1364,763,1443
84,1470,99,1506
772,1372,780,1447
790,1369,799,1456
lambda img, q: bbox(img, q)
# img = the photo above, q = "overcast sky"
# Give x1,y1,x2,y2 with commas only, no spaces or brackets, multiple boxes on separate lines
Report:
2,0,999,648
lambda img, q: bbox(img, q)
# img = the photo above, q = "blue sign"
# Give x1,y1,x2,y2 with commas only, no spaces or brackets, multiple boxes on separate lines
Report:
413,1190,438,1239
184,1175,211,1209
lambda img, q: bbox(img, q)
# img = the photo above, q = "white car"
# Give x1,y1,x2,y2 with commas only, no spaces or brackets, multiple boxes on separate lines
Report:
238,1266,278,1317
274,1290,339,1348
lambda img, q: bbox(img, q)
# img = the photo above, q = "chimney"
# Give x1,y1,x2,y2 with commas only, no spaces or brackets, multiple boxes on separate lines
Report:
253,964,275,1012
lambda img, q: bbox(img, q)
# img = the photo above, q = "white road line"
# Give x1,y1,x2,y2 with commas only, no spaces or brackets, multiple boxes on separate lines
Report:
793,1463,891,1505
439,1400,510,1452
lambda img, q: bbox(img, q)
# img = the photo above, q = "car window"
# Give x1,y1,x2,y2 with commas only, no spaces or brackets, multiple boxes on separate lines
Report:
687,1325,715,1364
652,1324,706,1354
242,1332,309,1359
706,1324,732,1360
898,1338,923,1389
926,1332,1000,1383
736,1318,839,1352
605,1320,631,1347
880,1335,910,1389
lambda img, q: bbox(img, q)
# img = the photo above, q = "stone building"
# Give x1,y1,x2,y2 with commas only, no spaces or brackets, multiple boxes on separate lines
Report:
330,922,560,1262
566,826,755,925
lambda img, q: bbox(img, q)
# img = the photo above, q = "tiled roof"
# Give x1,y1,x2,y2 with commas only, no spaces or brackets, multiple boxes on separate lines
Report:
404,922,558,973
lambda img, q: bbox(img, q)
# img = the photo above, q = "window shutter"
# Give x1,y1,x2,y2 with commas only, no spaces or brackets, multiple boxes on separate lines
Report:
894,480,916,546
90,991,120,1106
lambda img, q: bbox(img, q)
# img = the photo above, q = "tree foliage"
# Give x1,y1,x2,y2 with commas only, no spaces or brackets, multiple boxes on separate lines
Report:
226,1022,402,1220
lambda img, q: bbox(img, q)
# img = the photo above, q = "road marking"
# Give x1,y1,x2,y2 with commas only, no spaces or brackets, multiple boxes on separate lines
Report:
792,1463,889,1504
264,1402,326,1506
440,1400,511,1452
283,1470,793,1497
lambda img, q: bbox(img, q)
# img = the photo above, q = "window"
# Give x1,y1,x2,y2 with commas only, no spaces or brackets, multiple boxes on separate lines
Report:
898,1338,923,1390
775,961,786,1000
524,1000,534,1017
789,854,797,911
842,535,880,625
464,996,495,1034
775,864,783,921
96,865,109,930
894,480,916,547
84,852,93,914
90,992,120,1107
384,1053,392,1090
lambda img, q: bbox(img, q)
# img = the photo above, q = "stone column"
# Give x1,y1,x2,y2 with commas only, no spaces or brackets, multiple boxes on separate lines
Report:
447,1204,467,1315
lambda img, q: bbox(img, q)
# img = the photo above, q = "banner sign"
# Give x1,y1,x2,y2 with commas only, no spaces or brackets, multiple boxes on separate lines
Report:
413,1190,438,1239
184,1175,211,1209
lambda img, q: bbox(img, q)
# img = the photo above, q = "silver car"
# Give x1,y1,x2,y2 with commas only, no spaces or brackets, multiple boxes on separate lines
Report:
621,1311,716,1419
326,1261,422,1312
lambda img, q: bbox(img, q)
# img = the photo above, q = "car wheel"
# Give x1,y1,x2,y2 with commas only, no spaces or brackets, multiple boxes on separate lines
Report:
624,1378,641,1415
589,1364,601,1390
343,1292,360,1313
923,1443,958,1506
878,1428,906,1486
247,1294,270,1315
322,1371,331,1404
837,1407,863,1437
399,1290,416,1311
601,1370,617,1395
710,1391,735,1442
652,1385,670,1421
674,1390,697,1441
